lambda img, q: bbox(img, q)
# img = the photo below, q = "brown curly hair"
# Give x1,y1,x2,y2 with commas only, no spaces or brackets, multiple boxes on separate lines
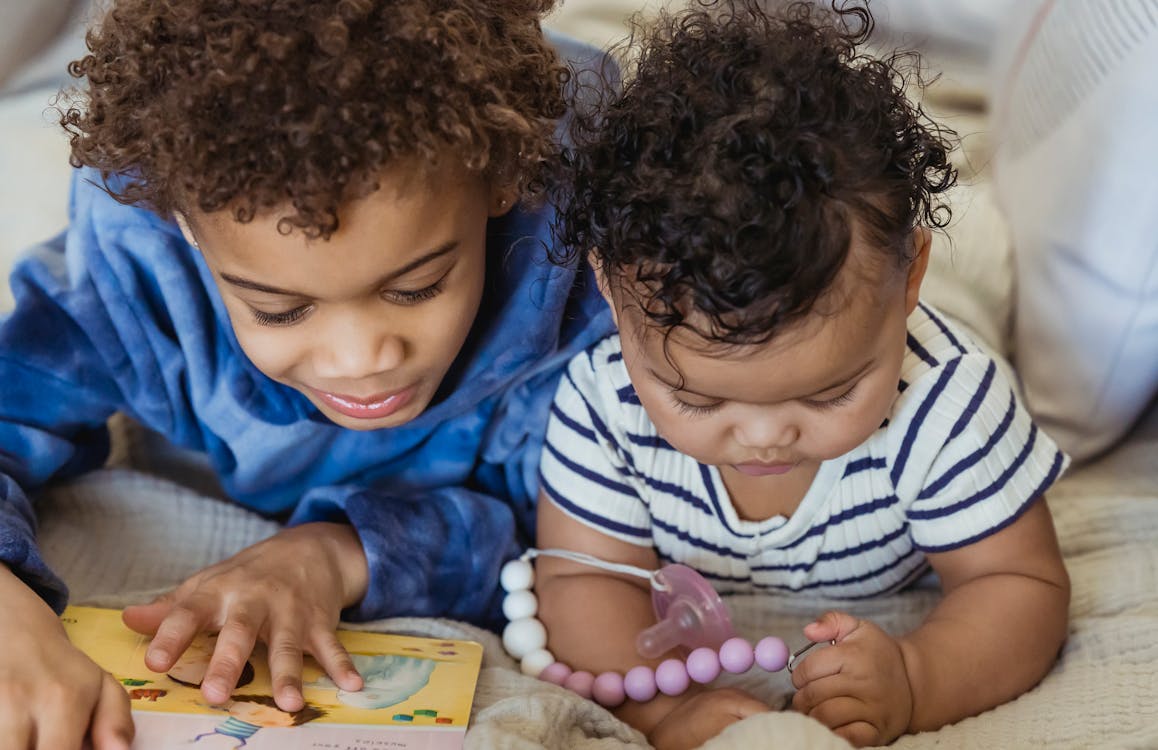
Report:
61,0,565,239
552,0,957,345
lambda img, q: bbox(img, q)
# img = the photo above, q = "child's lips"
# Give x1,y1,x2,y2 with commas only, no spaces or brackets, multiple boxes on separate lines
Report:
733,460,798,476
310,385,415,420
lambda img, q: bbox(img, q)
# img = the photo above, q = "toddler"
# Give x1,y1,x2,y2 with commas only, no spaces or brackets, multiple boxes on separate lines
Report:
0,1,609,748
534,2,1070,748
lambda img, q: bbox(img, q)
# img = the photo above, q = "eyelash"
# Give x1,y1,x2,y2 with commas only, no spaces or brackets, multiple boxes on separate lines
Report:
249,278,446,327
669,384,858,416
804,386,858,411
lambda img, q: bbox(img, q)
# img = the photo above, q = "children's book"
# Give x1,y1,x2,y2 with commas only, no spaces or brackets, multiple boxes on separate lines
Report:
61,605,483,750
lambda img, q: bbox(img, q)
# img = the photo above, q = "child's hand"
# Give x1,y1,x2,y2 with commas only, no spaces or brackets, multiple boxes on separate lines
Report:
646,688,769,750
122,521,368,712
0,565,133,750
790,611,913,747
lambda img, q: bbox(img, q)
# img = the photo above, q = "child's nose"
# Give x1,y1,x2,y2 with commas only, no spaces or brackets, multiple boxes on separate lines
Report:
315,318,407,380
733,417,799,451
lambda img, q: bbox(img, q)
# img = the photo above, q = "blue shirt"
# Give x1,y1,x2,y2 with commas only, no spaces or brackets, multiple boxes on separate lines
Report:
0,166,611,628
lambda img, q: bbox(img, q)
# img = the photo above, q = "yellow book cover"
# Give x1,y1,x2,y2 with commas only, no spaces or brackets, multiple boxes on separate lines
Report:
61,605,483,750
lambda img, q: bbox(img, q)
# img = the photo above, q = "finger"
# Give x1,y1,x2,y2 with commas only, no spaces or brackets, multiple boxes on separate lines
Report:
789,642,845,689
144,604,206,672
803,610,861,644
833,720,883,748
792,672,853,714
33,701,89,750
121,592,177,636
308,628,363,692
0,716,32,750
267,629,307,712
89,675,134,750
201,616,261,706
804,695,871,733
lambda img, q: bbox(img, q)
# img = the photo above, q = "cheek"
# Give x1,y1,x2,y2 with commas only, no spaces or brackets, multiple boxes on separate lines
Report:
232,325,304,380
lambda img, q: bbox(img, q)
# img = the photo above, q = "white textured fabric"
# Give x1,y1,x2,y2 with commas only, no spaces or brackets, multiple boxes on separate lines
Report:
34,397,1158,749
540,304,1067,598
990,0,1158,461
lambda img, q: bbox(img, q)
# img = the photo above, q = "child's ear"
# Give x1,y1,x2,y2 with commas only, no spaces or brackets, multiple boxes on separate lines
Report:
488,185,519,217
587,249,619,326
904,226,932,315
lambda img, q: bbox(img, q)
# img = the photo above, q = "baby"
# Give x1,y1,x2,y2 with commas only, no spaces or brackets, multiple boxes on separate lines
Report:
533,1,1070,748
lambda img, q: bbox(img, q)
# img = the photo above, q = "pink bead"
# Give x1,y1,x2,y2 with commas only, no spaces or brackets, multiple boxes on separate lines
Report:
685,646,722,684
591,671,627,707
655,658,691,696
563,670,595,699
719,637,755,673
539,662,572,685
754,636,789,672
623,665,658,702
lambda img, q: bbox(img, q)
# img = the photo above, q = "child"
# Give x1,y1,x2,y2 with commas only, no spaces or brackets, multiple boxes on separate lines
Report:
534,2,1070,748
0,0,609,747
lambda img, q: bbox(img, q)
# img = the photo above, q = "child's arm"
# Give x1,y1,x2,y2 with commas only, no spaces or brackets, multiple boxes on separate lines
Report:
536,496,768,749
0,563,134,750
120,521,368,712
791,497,1069,746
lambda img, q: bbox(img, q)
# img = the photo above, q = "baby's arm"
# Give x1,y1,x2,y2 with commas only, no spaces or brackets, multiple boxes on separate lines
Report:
536,496,767,749
791,497,1069,745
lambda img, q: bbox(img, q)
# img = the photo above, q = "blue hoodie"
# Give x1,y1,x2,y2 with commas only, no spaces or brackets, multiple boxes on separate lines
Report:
0,166,611,628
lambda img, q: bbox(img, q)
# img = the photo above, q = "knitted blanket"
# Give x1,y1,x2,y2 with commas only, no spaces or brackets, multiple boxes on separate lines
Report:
37,400,1158,749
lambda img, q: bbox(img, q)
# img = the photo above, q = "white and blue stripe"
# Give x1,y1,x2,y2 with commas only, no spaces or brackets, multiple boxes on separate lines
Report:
539,303,1069,599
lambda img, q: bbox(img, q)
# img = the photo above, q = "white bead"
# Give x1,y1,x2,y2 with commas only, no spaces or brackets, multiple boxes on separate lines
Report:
502,617,548,659
499,559,534,592
520,648,556,677
502,589,539,621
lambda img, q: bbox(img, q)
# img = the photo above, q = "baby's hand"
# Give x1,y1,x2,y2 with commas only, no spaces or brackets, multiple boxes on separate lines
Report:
790,611,913,747
122,522,368,712
646,687,769,750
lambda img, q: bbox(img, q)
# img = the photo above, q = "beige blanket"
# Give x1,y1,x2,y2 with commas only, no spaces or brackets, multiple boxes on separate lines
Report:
37,396,1158,749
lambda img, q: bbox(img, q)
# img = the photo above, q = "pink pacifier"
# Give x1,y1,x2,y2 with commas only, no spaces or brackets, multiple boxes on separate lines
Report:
636,563,738,658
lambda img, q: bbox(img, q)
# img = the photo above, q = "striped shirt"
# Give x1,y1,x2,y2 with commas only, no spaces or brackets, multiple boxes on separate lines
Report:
539,303,1069,598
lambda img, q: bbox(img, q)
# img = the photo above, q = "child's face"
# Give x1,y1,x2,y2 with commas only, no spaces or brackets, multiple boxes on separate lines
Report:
604,232,929,475
181,167,513,430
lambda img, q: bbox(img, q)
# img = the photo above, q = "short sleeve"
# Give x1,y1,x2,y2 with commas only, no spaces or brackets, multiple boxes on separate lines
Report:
539,343,654,546
903,353,1069,552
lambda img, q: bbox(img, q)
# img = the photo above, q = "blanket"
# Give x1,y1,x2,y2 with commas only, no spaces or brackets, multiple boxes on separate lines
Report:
36,397,1158,749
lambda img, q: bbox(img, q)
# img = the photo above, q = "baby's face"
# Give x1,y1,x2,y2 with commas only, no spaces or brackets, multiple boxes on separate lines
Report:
608,236,925,477
180,165,512,430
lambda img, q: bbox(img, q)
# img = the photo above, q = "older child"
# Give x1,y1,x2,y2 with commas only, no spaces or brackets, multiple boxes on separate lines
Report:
0,0,609,747
533,2,1069,748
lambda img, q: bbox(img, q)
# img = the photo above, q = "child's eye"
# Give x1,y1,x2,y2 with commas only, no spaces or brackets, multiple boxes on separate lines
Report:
671,395,724,417
250,305,312,327
384,277,446,305
804,385,858,411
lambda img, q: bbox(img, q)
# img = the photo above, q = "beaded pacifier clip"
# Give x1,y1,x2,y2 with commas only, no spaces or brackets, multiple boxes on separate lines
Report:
500,549,816,708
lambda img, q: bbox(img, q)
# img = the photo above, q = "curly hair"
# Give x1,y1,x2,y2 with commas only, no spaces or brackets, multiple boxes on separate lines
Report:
60,0,565,239
553,0,957,345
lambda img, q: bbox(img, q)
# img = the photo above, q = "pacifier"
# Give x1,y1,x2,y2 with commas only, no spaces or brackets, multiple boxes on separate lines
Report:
636,563,737,659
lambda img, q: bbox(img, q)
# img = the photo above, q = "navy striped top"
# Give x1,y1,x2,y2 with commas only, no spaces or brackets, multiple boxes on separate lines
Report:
539,304,1068,598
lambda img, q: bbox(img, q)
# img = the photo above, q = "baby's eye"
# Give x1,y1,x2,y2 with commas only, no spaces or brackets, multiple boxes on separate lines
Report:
803,385,858,411
250,305,312,327
670,394,724,417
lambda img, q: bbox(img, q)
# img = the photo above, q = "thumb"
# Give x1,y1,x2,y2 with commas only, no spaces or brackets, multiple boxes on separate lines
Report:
802,610,860,644
121,593,176,635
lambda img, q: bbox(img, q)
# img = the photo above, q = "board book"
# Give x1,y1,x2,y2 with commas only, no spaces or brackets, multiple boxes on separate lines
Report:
61,605,484,750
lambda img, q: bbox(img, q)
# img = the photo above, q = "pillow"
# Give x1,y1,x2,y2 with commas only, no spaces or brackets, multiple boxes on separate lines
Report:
989,0,1158,461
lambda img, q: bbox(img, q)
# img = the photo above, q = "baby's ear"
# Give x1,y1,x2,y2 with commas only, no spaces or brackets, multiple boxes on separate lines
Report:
905,227,932,314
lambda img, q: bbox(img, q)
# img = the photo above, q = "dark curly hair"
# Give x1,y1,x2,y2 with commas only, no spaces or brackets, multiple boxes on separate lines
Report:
553,0,957,345
61,0,565,239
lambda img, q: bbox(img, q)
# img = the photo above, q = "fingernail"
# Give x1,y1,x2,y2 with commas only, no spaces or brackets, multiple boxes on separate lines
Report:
146,647,166,664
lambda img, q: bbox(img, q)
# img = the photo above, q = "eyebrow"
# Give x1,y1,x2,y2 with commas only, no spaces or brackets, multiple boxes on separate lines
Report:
219,241,459,297
648,358,875,401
